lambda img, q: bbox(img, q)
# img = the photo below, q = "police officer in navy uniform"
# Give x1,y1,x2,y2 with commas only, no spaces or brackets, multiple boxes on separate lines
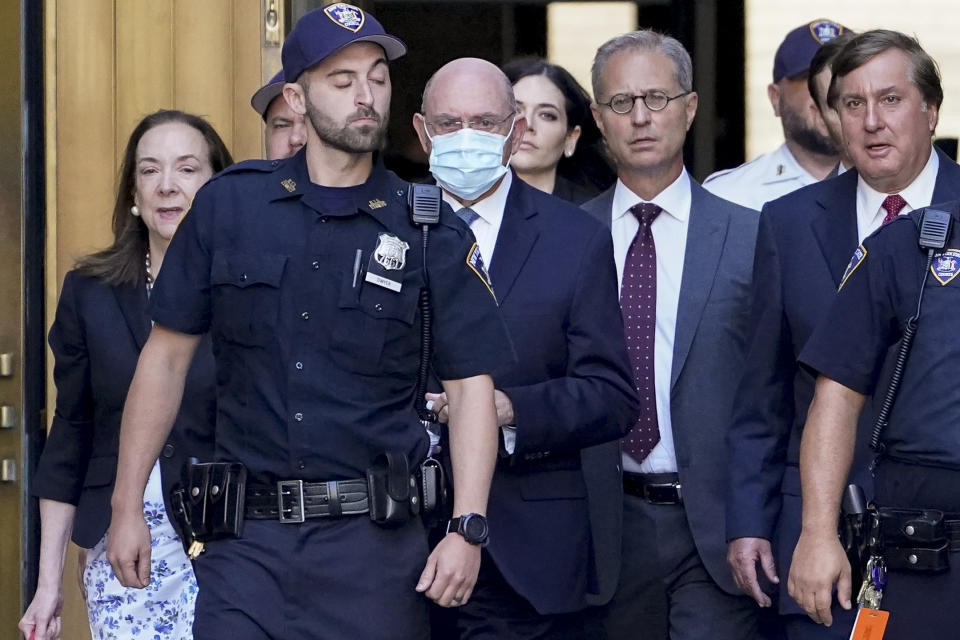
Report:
703,19,847,211
788,199,960,639
105,5,513,639
251,70,307,160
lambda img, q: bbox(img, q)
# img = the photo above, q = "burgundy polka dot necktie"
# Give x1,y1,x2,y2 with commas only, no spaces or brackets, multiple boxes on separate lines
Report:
881,194,907,224
621,202,662,461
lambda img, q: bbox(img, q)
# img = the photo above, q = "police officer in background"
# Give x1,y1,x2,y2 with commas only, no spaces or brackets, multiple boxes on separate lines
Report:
704,20,846,211
789,199,960,638
250,70,307,160
105,5,513,639
806,32,856,174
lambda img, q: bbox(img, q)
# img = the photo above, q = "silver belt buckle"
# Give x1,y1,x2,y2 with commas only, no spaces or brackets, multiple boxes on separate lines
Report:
277,479,305,523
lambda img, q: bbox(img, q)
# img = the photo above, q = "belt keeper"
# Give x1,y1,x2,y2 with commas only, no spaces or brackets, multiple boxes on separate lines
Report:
327,480,342,517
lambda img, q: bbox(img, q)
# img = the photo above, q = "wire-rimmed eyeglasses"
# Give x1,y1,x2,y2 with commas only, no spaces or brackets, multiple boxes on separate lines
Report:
598,91,691,114
423,112,516,136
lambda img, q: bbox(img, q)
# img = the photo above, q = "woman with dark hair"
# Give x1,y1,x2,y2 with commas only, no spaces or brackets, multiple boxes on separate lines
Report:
19,110,232,640
502,57,614,204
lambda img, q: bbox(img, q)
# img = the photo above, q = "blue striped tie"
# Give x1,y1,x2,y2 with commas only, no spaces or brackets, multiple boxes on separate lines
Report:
457,207,480,226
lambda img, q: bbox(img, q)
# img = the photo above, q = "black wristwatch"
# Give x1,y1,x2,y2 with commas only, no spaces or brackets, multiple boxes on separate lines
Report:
447,513,489,546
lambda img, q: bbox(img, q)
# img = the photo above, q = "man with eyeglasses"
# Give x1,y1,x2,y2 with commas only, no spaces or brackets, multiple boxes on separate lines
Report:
704,20,847,211
581,30,762,640
412,57,637,639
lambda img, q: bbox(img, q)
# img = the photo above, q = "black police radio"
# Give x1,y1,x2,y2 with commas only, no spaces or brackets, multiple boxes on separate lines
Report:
407,183,449,526
870,207,953,452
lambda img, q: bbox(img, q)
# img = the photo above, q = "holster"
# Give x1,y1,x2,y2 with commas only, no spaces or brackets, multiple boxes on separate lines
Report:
419,456,449,526
170,459,247,550
367,452,419,527
875,506,951,573
839,484,869,593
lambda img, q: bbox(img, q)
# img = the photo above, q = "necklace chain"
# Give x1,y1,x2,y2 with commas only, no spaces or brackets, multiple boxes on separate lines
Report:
145,250,153,294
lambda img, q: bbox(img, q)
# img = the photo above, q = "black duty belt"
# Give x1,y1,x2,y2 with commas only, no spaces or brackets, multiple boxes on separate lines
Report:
873,506,960,572
623,471,682,505
245,479,369,523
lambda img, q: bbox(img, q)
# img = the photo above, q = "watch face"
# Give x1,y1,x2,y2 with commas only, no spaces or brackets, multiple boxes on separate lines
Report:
463,515,488,541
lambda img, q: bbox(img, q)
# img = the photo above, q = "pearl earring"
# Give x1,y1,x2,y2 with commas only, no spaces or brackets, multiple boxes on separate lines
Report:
131,205,140,217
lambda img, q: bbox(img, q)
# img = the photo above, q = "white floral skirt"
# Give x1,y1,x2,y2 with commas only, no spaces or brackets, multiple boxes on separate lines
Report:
83,460,197,639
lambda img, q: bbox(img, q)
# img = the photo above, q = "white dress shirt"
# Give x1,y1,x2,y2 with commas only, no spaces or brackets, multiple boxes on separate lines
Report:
441,171,511,267
442,172,516,450
611,169,691,474
856,146,938,243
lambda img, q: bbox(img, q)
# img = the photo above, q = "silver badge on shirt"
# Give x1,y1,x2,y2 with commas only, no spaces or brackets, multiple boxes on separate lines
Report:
373,233,409,271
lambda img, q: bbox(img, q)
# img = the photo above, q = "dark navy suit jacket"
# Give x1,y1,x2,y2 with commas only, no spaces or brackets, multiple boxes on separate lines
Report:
725,148,960,614
33,270,215,548
581,177,759,602
481,174,637,615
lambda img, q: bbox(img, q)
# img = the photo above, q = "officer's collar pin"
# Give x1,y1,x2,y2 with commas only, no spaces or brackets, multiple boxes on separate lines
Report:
281,178,297,193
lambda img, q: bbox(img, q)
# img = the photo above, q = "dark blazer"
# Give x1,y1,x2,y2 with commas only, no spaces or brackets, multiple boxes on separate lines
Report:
32,270,215,548
482,174,637,615
581,177,759,602
725,149,960,614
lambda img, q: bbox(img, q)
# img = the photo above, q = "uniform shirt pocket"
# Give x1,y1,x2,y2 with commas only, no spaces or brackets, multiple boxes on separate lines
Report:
210,251,287,346
330,269,420,375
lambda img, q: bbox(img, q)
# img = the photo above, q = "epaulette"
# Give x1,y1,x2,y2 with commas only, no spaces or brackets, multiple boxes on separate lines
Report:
703,153,769,185
208,158,281,183
702,166,737,184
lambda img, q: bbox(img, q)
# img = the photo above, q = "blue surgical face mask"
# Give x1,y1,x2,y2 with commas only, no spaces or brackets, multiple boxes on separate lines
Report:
426,118,515,200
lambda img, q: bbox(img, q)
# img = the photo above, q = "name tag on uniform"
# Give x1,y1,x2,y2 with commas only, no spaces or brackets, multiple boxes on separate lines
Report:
365,233,408,292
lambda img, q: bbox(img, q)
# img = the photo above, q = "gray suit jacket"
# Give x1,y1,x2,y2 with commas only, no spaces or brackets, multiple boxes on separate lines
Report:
581,176,759,602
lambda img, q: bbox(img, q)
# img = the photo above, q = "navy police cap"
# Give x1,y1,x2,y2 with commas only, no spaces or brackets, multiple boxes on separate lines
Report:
282,3,407,82
250,70,285,120
773,19,846,83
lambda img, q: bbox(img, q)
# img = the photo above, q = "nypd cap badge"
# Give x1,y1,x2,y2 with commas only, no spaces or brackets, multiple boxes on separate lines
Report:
324,3,365,33
809,20,843,45
932,249,960,285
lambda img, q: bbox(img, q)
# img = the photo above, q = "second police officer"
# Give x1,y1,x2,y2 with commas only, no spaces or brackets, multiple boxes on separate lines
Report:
105,5,514,639
790,200,960,639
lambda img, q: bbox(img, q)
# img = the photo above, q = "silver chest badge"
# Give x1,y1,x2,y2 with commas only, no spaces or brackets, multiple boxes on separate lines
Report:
374,233,409,271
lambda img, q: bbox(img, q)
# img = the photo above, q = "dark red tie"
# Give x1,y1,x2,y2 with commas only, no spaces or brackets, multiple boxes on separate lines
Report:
881,194,908,224
620,203,662,461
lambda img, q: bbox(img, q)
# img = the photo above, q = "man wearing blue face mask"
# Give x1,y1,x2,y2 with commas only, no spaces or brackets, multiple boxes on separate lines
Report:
412,58,638,639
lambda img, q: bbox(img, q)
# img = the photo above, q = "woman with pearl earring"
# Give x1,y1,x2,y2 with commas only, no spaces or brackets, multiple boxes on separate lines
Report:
19,110,232,640
502,57,614,204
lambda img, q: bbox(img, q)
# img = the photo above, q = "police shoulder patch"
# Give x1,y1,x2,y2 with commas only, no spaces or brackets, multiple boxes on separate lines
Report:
466,242,495,301
839,244,867,290
931,249,960,285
